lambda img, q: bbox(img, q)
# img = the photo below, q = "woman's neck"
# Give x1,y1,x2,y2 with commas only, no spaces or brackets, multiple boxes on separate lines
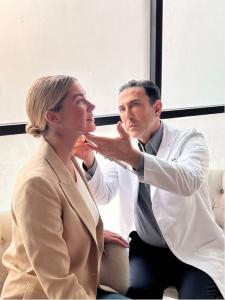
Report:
44,132,78,167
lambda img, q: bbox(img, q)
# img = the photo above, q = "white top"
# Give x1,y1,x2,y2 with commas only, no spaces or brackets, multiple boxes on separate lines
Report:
75,166,99,226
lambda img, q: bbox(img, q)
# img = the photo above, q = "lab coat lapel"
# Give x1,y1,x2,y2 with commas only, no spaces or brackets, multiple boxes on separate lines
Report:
150,124,175,200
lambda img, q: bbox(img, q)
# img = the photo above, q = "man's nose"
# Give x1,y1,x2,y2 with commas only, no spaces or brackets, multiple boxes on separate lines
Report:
124,108,133,120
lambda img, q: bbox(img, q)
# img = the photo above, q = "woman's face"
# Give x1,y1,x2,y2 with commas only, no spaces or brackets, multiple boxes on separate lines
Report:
55,81,96,137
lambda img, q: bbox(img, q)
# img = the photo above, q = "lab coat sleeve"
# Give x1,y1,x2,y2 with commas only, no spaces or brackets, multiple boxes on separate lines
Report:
142,132,209,196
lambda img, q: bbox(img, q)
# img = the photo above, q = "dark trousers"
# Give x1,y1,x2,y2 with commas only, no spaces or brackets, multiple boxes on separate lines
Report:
127,231,221,299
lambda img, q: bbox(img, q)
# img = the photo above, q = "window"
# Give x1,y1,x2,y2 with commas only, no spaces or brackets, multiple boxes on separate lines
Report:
162,0,225,108
0,0,150,122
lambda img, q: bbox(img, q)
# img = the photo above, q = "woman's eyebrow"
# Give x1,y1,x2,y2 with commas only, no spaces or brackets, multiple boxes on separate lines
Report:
72,92,86,99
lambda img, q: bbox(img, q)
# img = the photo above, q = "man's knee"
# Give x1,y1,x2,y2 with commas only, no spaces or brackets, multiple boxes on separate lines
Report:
179,286,218,299
178,266,221,299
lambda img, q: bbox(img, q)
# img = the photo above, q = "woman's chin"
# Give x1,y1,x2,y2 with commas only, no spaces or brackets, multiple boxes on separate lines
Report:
86,123,96,133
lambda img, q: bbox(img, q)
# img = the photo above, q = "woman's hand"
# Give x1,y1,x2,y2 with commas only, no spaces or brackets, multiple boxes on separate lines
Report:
72,136,95,169
103,230,129,248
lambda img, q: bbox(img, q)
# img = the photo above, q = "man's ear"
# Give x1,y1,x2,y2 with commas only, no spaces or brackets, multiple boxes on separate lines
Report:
45,110,60,126
154,100,162,117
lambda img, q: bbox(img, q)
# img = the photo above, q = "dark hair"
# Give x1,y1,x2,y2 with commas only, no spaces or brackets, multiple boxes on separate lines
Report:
119,80,161,105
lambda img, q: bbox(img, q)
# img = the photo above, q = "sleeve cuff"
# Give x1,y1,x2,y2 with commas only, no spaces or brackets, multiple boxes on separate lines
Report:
83,158,97,180
133,153,144,177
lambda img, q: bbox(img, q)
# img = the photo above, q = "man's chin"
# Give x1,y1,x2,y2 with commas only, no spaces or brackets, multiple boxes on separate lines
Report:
127,129,140,139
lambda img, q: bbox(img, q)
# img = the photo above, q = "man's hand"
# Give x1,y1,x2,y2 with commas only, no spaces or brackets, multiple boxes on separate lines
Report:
103,230,129,248
72,136,95,169
85,122,141,169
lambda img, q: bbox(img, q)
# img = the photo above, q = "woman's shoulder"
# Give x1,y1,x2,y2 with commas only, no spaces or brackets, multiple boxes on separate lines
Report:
12,160,61,214
13,154,60,203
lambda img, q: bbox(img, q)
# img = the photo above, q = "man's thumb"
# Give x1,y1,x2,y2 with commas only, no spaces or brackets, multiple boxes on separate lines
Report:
117,121,128,139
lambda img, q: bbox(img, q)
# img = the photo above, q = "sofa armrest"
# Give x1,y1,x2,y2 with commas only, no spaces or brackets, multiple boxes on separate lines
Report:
0,213,12,293
100,243,129,295
208,169,225,231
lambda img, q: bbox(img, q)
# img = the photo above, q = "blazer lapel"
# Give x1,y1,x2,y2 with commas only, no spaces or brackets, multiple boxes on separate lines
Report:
38,139,99,245
59,181,98,244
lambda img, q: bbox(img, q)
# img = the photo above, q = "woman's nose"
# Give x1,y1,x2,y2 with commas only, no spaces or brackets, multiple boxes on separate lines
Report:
87,100,95,111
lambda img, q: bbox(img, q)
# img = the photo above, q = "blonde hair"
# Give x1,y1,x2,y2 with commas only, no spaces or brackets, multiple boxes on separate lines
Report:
26,75,76,137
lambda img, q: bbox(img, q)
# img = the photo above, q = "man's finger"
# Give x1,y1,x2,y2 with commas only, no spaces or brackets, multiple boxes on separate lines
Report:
110,237,129,248
116,121,128,139
85,134,106,145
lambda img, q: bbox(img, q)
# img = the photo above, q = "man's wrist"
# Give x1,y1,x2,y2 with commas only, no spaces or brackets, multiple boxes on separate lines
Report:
133,154,144,176
127,149,142,170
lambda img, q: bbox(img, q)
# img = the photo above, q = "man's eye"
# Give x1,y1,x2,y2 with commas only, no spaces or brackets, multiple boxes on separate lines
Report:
131,101,140,107
119,107,125,112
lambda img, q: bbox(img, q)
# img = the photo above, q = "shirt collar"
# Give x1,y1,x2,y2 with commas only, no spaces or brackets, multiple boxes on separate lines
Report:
138,121,164,155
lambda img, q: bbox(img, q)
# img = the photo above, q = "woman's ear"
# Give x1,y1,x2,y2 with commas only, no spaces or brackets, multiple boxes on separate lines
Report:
154,100,162,117
45,110,60,126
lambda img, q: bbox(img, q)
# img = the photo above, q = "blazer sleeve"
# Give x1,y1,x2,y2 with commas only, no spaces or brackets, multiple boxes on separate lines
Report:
142,131,209,196
14,176,89,299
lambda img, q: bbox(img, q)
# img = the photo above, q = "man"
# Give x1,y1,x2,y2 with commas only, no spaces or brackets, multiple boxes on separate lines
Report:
74,80,224,299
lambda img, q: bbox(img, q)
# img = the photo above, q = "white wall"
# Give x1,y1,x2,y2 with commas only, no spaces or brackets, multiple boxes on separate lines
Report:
0,0,150,221
0,134,39,212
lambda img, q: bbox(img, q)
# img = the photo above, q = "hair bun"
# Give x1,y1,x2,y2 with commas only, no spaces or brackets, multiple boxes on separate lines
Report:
26,124,42,137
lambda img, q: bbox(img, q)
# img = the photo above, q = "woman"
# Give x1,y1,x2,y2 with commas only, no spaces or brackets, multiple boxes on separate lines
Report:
1,75,128,299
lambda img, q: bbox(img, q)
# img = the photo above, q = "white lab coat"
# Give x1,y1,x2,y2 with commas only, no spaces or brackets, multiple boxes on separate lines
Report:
88,122,225,297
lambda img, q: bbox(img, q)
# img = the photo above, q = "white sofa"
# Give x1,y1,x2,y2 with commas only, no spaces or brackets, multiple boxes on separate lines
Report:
0,169,224,298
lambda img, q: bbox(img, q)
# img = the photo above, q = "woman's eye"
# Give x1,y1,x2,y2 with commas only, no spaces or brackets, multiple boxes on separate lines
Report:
77,98,85,104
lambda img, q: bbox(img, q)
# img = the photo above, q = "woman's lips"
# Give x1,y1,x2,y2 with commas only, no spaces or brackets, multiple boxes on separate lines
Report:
87,116,95,122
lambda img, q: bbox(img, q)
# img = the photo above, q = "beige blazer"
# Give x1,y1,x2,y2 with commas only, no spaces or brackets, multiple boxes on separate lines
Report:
1,139,104,299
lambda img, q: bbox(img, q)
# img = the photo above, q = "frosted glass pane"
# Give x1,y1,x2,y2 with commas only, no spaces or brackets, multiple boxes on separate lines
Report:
162,0,225,108
0,0,150,123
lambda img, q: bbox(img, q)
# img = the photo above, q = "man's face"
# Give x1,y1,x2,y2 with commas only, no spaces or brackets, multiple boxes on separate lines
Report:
118,87,162,144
